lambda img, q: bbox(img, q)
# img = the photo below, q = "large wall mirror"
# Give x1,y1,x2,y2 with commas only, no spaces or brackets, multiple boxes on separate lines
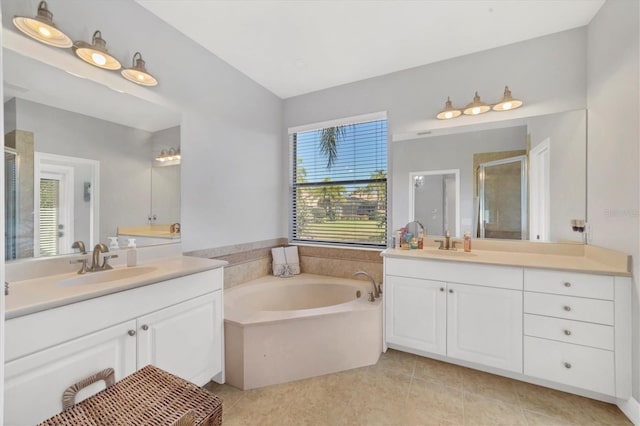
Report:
393,109,586,244
3,41,181,261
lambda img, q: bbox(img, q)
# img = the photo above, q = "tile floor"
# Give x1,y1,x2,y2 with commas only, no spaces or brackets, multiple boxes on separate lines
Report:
204,349,631,426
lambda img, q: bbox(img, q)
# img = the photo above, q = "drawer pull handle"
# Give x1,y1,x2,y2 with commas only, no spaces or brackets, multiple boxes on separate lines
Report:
141,324,149,331
563,362,572,369
563,305,572,312
127,330,136,336
440,287,444,292
449,289,454,293
564,282,572,287
564,329,572,336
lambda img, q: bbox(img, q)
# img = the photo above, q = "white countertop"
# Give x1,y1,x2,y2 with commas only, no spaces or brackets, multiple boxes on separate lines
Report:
382,247,630,277
5,255,227,320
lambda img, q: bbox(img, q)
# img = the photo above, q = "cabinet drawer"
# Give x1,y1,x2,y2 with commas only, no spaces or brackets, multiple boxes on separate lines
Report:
524,292,613,325
524,336,614,396
385,257,522,290
524,314,614,350
524,269,613,300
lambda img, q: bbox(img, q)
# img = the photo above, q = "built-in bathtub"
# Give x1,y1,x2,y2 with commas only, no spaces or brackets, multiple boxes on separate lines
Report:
224,273,382,390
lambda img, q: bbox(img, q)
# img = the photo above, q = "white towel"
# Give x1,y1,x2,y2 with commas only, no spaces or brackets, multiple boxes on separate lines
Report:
272,246,300,276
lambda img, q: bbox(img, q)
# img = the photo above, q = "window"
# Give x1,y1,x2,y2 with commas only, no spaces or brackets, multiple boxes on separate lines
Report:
290,115,387,247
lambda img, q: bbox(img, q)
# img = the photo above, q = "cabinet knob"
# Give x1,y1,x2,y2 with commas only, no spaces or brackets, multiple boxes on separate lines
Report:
141,324,149,331
564,329,572,336
563,362,572,369
564,282,572,287
127,330,136,336
563,305,572,312
440,287,444,292
448,289,453,293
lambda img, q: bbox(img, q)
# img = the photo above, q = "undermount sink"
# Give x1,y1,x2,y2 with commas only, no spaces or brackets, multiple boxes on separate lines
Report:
58,266,158,287
423,248,477,257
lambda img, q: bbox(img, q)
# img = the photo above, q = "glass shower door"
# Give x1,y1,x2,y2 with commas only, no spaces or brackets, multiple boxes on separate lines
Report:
478,156,527,240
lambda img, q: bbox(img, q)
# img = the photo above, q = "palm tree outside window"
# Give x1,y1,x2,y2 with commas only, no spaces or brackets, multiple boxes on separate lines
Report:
291,118,387,247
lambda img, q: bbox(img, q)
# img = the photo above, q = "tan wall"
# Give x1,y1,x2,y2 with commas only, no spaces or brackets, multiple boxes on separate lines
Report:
186,240,383,289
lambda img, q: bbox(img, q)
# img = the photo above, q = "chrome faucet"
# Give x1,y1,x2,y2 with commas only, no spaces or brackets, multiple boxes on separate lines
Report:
353,271,381,299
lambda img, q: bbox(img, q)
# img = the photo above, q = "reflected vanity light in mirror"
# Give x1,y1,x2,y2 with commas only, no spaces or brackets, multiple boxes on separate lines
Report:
156,147,181,163
121,52,158,86
12,1,72,48
437,86,523,119
74,31,122,70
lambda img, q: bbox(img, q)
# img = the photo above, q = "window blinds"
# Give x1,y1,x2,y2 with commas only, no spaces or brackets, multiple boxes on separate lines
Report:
291,118,387,247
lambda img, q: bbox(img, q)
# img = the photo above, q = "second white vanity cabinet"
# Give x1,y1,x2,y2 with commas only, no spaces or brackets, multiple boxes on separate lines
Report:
385,257,523,373
383,251,632,404
4,267,224,425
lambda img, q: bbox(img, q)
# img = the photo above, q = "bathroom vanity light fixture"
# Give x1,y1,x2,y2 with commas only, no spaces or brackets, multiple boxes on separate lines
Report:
492,86,523,111
436,97,462,120
121,52,158,86
12,1,72,48
74,31,122,70
156,147,181,162
436,86,523,120
463,92,491,116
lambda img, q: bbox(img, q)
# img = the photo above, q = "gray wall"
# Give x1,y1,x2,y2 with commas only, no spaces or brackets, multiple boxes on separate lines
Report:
587,0,640,401
527,110,587,243
12,98,152,244
284,28,587,136
151,126,181,225
394,126,526,236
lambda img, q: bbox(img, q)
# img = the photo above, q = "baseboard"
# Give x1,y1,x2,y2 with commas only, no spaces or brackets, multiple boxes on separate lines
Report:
618,396,640,425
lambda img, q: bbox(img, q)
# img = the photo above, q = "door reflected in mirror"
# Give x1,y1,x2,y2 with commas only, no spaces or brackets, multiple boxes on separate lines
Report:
410,170,460,237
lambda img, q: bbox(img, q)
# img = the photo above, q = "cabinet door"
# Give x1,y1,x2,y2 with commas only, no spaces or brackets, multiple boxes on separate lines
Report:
137,291,222,386
4,320,137,426
386,276,446,355
447,283,523,372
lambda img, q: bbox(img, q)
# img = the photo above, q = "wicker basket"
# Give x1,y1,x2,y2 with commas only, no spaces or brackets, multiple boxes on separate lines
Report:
38,365,223,426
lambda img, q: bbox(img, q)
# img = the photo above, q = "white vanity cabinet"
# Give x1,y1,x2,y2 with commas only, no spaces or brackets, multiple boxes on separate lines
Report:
385,275,446,355
4,267,224,425
384,257,523,373
137,291,223,385
447,282,522,372
523,269,630,398
4,321,138,426
383,253,632,402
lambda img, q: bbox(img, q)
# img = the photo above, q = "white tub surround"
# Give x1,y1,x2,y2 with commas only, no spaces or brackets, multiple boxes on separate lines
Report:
225,274,382,390
4,253,226,425
382,244,632,413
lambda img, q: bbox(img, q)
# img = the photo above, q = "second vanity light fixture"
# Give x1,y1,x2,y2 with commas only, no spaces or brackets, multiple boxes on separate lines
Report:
436,86,523,120
12,2,158,86
155,148,181,163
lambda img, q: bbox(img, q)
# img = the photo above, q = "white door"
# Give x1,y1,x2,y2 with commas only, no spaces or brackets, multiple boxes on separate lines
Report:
385,276,446,355
447,283,523,372
36,167,74,257
4,321,137,425
137,292,222,386
529,139,551,241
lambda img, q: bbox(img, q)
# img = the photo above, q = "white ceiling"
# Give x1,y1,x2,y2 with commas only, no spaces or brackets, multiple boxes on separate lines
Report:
137,0,605,99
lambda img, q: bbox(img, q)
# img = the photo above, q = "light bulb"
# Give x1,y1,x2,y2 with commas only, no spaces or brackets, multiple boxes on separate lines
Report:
91,53,106,66
38,26,51,37
472,107,481,115
445,111,453,119
502,102,512,110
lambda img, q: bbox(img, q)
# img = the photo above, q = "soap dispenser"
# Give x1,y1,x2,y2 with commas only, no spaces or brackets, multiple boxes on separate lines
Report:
126,239,137,267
